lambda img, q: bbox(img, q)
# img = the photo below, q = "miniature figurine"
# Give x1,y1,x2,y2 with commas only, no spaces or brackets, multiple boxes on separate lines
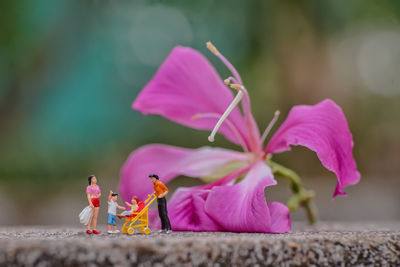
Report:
119,193,157,235
107,190,126,234
86,175,101,234
124,196,145,215
149,174,172,234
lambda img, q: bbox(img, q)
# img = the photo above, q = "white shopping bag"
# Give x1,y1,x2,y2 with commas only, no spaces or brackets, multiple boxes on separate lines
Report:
79,206,93,225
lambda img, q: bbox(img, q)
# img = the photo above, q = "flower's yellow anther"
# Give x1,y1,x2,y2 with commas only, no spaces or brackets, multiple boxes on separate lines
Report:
230,84,243,90
206,41,219,56
261,110,281,144
224,79,230,85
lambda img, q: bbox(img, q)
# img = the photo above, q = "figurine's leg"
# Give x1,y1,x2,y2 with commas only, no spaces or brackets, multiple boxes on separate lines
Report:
87,209,94,230
107,214,111,232
93,207,99,230
158,198,170,230
112,214,117,232
158,199,166,230
163,200,172,231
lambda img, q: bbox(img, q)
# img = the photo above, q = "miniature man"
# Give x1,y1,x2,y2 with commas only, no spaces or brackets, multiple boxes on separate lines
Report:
107,190,126,234
149,174,172,234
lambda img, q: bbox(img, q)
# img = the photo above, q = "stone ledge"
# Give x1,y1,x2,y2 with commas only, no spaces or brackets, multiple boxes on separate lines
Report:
1,222,399,266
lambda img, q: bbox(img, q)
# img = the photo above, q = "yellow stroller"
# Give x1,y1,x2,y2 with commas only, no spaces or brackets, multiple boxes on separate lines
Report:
119,193,157,235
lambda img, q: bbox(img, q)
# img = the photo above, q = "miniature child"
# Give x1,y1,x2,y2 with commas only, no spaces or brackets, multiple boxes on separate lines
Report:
107,190,125,234
124,196,145,215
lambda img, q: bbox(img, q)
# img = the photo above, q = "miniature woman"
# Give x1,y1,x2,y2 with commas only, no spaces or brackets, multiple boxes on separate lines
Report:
86,175,101,234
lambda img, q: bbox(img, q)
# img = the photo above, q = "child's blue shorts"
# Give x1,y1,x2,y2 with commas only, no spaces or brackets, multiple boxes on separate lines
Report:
107,214,117,226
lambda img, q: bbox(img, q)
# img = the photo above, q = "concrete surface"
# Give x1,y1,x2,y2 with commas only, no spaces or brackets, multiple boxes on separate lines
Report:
1,222,400,266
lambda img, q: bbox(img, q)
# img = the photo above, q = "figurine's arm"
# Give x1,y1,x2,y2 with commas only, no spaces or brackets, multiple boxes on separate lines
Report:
108,190,112,202
117,205,126,210
87,193,94,208
158,183,169,198
125,201,133,207
158,190,168,198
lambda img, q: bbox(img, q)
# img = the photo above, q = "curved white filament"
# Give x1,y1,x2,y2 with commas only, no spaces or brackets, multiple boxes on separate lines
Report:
192,113,248,152
208,90,244,143
261,110,280,144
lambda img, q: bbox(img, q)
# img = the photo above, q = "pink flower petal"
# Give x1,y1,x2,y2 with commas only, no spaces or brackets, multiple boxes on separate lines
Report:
133,46,250,148
166,187,222,231
204,162,291,233
266,99,361,197
267,202,291,233
119,144,249,203
166,167,250,231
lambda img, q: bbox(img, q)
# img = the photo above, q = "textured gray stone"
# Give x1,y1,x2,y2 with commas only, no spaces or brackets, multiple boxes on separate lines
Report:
0,222,400,266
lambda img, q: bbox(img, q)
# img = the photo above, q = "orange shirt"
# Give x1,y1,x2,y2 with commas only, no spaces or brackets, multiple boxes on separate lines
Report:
154,180,168,198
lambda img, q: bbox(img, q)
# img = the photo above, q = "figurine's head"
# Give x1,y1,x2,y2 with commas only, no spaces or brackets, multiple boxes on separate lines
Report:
88,175,97,185
148,174,159,183
131,196,139,204
111,193,118,201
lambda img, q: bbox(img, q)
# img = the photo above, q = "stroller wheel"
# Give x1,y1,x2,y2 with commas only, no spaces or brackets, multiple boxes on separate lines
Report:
127,227,134,235
144,227,150,235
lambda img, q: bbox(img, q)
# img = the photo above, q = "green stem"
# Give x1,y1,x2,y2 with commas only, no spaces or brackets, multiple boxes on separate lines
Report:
268,160,317,225
304,200,317,225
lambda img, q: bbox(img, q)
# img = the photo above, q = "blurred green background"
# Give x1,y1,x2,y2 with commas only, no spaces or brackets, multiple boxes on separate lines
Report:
1,0,399,225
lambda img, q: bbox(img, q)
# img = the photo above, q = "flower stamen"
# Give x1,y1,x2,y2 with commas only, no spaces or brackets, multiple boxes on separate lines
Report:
206,41,242,84
206,41,219,56
261,110,280,144
208,90,244,143
224,76,239,85
230,83,243,90
191,112,248,152
206,41,261,152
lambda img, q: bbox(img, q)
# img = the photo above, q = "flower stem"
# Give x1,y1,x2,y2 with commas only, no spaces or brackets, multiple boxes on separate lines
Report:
268,160,317,225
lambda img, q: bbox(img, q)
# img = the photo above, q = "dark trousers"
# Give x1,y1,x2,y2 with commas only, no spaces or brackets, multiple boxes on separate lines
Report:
157,197,171,231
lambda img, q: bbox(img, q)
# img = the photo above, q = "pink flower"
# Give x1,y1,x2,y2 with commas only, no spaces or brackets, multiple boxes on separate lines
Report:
119,43,360,233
